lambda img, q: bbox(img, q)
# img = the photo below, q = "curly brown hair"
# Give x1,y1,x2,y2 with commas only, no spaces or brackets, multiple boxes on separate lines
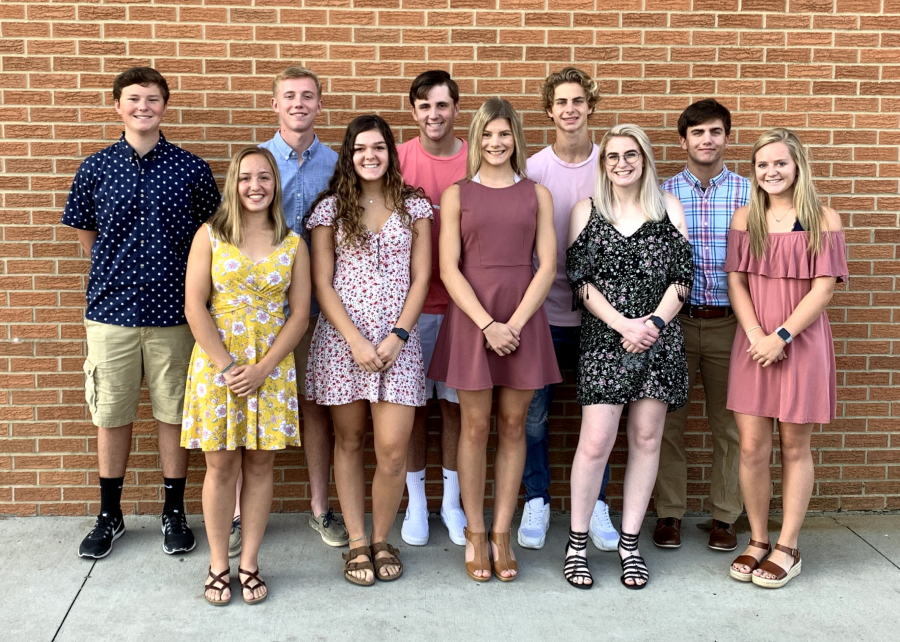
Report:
305,114,425,247
539,67,599,114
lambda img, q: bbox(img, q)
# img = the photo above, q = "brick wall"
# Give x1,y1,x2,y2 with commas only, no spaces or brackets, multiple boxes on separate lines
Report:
1,1,898,517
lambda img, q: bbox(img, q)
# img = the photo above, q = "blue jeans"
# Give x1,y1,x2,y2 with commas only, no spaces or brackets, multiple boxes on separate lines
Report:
523,325,611,504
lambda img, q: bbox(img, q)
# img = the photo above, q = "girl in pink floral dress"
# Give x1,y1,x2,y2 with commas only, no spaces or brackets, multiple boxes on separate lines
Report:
306,115,432,586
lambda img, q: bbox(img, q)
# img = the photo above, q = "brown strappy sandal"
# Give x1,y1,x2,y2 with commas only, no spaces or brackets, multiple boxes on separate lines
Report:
729,538,771,582
238,567,268,605
204,567,231,606
751,543,801,589
371,541,403,581
489,530,518,583
464,527,490,582
342,544,375,586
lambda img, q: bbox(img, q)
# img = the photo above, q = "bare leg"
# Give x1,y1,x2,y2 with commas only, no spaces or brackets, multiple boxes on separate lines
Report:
157,420,189,478
330,400,371,583
233,471,242,520
299,398,334,517
238,449,276,600
370,401,416,578
457,389,493,579
731,412,774,574
98,423,133,478
756,421,814,579
407,404,428,473
439,399,461,471
619,398,668,587
202,449,242,602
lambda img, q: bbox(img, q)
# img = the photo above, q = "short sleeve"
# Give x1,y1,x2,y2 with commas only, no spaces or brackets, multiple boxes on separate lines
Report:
192,162,221,225
566,215,597,312
666,226,694,302
306,196,336,230
407,196,433,222
60,159,98,231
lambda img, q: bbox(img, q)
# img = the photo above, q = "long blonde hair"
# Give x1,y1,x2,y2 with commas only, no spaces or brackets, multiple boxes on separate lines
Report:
747,128,825,257
208,146,288,247
593,124,666,224
466,98,528,179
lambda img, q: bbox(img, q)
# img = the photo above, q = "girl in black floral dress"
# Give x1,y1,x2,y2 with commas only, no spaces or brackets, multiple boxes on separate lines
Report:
562,124,693,591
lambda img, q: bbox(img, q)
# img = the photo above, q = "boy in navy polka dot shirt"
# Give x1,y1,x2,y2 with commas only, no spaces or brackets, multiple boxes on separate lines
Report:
62,67,220,560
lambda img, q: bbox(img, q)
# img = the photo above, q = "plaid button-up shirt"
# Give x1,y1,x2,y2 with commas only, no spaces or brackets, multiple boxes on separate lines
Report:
662,166,750,307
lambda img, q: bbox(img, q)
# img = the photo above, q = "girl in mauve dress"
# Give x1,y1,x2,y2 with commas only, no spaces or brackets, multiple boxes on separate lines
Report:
726,128,847,589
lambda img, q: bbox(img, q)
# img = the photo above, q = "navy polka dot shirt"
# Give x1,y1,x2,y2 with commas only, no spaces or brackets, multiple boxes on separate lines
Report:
61,132,221,327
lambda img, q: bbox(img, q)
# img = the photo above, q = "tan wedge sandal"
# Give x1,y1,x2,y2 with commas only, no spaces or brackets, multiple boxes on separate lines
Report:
490,530,518,582
464,527,491,582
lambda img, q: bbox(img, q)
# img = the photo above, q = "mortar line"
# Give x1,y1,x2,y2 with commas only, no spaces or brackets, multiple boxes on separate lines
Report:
51,560,94,642
832,515,900,572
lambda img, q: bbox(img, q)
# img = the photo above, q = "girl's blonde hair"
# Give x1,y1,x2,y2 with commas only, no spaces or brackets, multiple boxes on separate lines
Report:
466,98,528,179
208,146,288,247
593,124,666,224
747,128,825,257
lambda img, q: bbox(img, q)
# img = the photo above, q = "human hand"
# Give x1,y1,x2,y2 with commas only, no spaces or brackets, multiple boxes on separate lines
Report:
483,322,520,356
226,363,271,397
616,315,659,352
350,336,385,373
748,332,787,368
374,334,404,371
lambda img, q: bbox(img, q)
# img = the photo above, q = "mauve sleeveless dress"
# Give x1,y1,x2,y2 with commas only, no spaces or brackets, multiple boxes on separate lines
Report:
724,230,848,424
427,178,561,391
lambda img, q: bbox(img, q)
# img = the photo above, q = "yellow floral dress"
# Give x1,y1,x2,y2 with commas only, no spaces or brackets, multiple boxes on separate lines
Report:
181,225,302,451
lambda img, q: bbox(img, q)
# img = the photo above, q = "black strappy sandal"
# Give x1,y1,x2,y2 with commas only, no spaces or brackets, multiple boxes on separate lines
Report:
238,566,268,605
204,567,231,606
563,529,593,590
618,531,649,590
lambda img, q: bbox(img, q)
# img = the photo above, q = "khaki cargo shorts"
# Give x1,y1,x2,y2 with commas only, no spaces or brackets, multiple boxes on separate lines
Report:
83,320,195,428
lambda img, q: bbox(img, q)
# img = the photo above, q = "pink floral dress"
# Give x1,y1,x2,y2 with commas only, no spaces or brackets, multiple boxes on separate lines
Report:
181,225,301,451
305,195,432,406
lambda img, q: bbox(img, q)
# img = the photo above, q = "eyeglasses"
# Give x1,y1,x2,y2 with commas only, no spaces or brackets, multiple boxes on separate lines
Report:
604,150,642,166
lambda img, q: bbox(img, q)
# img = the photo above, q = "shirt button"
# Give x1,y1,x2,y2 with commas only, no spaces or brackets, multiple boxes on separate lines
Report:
140,287,144,291
140,264,144,268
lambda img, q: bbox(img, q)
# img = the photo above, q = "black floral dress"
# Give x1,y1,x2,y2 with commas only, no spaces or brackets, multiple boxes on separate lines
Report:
566,201,694,410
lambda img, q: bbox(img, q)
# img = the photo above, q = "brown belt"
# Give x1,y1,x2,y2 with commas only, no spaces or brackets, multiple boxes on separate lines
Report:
680,304,733,319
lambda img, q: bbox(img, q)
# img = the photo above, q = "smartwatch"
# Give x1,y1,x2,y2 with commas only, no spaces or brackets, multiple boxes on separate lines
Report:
649,315,665,330
391,327,409,342
775,326,793,344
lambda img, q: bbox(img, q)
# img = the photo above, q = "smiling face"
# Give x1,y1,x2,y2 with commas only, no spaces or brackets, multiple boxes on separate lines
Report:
353,129,389,183
271,77,322,135
237,153,276,216
603,136,644,188
680,117,728,168
411,84,459,145
754,141,797,198
547,82,591,134
114,83,167,136
480,117,514,168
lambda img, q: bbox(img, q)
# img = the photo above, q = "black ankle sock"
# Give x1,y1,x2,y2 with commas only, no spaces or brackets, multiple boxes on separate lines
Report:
99,476,124,517
163,477,186,514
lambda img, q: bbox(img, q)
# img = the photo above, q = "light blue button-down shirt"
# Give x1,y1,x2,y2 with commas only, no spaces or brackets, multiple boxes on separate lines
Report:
260,131,338,316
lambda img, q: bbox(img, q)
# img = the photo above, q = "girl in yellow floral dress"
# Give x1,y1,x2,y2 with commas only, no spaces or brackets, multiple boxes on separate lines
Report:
181,146,310,606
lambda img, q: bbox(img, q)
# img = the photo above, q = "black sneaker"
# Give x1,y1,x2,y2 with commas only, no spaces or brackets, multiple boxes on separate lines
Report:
78,511,125,559
161,509,196,555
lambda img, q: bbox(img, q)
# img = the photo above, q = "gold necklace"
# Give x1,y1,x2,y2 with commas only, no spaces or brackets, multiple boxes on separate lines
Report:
769,207,793,223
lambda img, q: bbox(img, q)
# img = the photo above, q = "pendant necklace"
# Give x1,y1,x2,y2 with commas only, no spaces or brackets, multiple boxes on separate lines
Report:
770,207,792,223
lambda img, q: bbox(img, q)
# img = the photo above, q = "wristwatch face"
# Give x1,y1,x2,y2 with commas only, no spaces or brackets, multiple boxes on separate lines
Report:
776,327,792,343
651,315,665,330
392,327,409,341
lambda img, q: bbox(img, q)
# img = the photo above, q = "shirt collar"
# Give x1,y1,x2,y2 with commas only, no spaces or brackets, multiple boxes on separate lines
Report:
115,131,168,162
682,164,731,190
272,130,321,161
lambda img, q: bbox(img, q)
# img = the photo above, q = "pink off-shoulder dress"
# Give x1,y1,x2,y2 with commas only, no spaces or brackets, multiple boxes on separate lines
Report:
724,229,848,424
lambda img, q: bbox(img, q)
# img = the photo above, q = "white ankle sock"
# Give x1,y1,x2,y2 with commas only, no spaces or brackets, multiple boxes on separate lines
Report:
442,467,461,510
407,469,427,511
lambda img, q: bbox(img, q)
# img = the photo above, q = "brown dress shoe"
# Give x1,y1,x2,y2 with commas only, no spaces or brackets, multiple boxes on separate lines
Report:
708,520,738,551
653,517,681,548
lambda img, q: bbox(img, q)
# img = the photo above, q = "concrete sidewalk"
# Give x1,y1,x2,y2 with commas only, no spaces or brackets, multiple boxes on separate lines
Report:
5,513,900,642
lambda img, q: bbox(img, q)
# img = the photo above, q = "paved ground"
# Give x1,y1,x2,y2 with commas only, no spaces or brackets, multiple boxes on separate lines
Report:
4,513,899,642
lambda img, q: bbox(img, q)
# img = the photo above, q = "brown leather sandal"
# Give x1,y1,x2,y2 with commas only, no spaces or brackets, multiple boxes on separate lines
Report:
490,530,518,582
729,538,771,582
464,527,490,582
237,567,267,605
751,543,801,589
342,544,375,586
371,541,403,581
204,567,231,606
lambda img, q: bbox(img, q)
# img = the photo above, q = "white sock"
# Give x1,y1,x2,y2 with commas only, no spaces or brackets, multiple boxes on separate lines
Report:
407,469,427,511
442,467,461,510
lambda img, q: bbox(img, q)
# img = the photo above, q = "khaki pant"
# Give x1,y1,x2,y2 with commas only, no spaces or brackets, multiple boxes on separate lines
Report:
654,314,742,523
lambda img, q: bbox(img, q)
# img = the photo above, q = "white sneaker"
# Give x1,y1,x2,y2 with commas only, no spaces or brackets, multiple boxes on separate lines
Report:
401,506,429,546
590,500,620,551
517,497,550,549
440,505,467,546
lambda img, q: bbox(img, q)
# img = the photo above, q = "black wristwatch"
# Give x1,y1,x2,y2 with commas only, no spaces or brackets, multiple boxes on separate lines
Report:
775,326,793,344
391,327,409,342
649,315,665,330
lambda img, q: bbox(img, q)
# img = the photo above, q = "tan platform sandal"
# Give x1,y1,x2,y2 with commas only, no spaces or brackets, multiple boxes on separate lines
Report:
238,567,267,605
204,567,231,606
729,538,771,582
342,544,375,587
490,530,518,582
464,527,490,582
751,543,801,589
371,541,403,581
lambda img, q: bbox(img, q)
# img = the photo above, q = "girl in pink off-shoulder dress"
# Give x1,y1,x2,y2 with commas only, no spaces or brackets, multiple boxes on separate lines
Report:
725,129,847,590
